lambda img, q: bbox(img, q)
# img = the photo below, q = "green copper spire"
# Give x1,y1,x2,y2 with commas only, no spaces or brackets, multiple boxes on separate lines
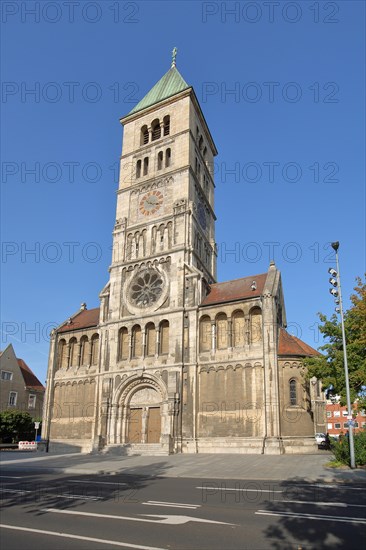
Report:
128,49,189,115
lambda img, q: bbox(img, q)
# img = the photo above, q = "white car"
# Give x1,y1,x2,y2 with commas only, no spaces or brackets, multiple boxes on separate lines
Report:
315,433,326,445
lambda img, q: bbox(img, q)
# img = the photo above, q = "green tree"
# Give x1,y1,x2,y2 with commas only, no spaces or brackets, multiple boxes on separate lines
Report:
305,276,366,408
0,410,35,442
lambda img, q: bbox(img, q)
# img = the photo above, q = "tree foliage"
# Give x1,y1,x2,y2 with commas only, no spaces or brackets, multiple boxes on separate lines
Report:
305,276,366,408
0,410,35,442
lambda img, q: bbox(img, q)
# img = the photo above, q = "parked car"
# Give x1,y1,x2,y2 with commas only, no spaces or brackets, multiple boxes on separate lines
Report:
315,433,326,445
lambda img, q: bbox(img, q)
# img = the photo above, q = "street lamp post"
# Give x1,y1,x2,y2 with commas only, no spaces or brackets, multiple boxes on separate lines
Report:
328,241,355,469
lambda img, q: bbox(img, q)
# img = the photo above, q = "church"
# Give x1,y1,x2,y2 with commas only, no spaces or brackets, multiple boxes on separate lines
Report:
43,54,325,455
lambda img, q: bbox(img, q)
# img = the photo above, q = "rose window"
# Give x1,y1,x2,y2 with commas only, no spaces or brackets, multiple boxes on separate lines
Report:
129,269,164,307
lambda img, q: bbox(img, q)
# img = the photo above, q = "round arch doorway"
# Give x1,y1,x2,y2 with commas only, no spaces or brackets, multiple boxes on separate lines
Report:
127,387,162,444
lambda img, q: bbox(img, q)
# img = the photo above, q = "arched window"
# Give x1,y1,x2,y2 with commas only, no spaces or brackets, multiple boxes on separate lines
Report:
80,336,89,366
157,151,163,170
69,337,78,367
141,125,149,146
90,334,99,365
165,148,171,168
118,327,128,361
146,323,155,356
132,325,142,358
216,313,228,349
203,146,207,160
289,379,297,406
151,119,161,141
232,310,245,347
163,115,170,136
250,307,262,343
143,157,149,176
160,320,169,355
199,316,211,352
199,136,203,152
57,339,66,370
136,160,141,179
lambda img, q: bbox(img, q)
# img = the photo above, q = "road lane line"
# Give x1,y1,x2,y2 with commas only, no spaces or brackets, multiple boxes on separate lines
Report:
282,500,366,508
0,476,22,479
196,486,283,493
70,480,127,486
143,503,199,509
41,508,234,525
0,524,166,550
295,484,365,491
255,510,366,524
0,489,101,501
145,500,201,507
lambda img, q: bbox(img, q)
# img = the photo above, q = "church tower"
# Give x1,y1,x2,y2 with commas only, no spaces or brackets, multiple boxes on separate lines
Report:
97,52,218,452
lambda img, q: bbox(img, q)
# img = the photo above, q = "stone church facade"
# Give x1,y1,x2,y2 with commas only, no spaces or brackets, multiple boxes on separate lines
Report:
43,60,323,455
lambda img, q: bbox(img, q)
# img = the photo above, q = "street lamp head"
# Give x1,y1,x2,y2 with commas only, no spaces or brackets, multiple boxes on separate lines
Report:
331,241,340,251
328,268,337,277
329,288,339,297
329,277,338,287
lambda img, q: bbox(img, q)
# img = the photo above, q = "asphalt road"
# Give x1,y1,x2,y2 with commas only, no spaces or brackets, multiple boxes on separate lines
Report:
1,470,365,549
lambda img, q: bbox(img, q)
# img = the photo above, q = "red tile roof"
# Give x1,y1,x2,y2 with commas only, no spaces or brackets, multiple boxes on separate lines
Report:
278,328,320,357
17,358,45,391
200,273,267,307
57,307,100,333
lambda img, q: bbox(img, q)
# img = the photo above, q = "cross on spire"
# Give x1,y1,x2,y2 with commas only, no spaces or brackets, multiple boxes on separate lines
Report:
171,47,177,68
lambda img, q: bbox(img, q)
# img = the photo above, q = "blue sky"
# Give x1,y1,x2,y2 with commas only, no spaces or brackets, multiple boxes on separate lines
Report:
1,0,365,384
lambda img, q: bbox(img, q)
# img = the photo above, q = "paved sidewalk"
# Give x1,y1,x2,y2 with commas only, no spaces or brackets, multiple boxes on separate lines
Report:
1,451,365,483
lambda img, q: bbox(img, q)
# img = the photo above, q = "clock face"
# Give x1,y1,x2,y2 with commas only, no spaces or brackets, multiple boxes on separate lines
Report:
197,202,207,230
139,191,164,216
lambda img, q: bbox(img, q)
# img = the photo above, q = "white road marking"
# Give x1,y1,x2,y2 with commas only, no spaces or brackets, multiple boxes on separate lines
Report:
41,508,234,525
282,499,366,508
196,486,283,493
296,484,365,491
0,488,101,501
255,510,366,524
0,476,22,479
143,500,201,509
0,524,166,550
70,480,127,486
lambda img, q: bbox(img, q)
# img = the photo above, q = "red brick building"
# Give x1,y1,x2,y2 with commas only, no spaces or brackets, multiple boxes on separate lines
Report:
326,401,366,438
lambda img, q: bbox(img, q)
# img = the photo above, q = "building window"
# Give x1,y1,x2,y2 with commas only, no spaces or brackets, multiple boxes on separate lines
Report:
342,410,349,417
9,392,17,406
163,115,170,136
141,125,149,145
165,148,171,168
327,423,332,430
28,394,36,409
57,339,67,369
334,423,341,429
289,379,297,406
1,371,13,381
80,336,89,366
136,159,141,179
157,151,163,170
160,320,169,355
327,411,332,417
216,313,228,349
232,310,244,347
250,307,262,343
132,325,142,358
146,323,155,356
199,316,211,352
69,337,78,367
143,157,149,176
118,327,129,361
90,334,99,365
151,119,161,141
334,410,340,417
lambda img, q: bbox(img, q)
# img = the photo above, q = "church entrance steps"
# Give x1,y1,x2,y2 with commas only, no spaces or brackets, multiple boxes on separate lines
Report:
102,444,169,456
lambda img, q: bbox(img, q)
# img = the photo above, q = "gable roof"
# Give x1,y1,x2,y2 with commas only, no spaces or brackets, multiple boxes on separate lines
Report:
200,273,267,307
57,307,100,334
128,67,189,115
278,328,320,357
17,358,45,391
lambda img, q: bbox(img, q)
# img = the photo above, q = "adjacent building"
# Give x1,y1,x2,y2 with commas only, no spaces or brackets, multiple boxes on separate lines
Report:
43,57,324,455
0,344,45,418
